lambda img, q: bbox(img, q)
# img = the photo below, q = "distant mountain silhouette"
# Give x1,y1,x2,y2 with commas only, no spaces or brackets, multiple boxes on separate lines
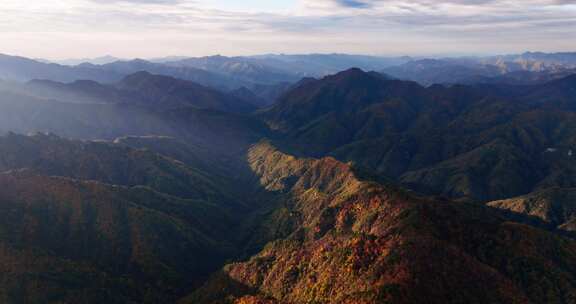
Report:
0,53,121,83
165,55,299,85
383,53,576,85
3,51,574,91
21,71,258,113
52,55,122,66
116,71,257,113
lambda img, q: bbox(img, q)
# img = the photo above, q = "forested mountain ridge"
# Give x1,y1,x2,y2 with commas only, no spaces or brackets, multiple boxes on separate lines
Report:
261,68,576,202
186,141,576,304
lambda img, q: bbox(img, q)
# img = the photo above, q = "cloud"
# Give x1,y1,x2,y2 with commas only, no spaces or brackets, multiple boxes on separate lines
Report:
0,0,575,58
333,0,371,8
305,0,576,10
88,0,184,4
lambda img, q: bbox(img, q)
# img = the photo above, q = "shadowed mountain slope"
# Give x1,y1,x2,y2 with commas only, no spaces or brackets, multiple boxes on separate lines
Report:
0,133,276,303
0,170,236,303
0,133,237,204
261,68,576,202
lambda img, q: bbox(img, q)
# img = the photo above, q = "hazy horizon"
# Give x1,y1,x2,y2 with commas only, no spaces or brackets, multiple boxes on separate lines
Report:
1,0,575,60
13,50,576,63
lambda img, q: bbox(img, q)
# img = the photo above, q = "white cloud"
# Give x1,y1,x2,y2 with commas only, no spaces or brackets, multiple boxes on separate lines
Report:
0,0,574,58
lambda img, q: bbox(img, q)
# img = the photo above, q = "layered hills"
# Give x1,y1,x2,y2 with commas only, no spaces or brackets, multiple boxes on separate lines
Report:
0,133,233,202
3,132,576,304
0,132,254,303
0,80,267,155
22,71,256,112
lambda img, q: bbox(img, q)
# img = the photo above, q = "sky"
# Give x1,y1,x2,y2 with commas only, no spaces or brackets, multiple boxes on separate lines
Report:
0,0,574,59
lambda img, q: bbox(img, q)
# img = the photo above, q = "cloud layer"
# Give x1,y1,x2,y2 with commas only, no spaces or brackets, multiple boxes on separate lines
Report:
0,0,574,58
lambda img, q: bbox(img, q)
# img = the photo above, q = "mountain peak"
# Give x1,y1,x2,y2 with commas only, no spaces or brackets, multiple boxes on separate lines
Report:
333,67,367,77
323,67,387,86
260,68,424,139
326,68,398,85
129,70,152,76
115,71,257,113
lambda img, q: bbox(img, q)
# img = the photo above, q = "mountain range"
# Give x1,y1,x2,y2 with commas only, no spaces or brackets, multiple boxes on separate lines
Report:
5,52,576,94
1,51,576,303
382,53,576,86
263,69,576,203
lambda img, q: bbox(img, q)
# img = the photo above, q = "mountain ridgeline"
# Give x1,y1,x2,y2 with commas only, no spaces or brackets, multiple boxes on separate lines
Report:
3,52,575,91
262,69,576,202
186,141,576,304
0,54,576,303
